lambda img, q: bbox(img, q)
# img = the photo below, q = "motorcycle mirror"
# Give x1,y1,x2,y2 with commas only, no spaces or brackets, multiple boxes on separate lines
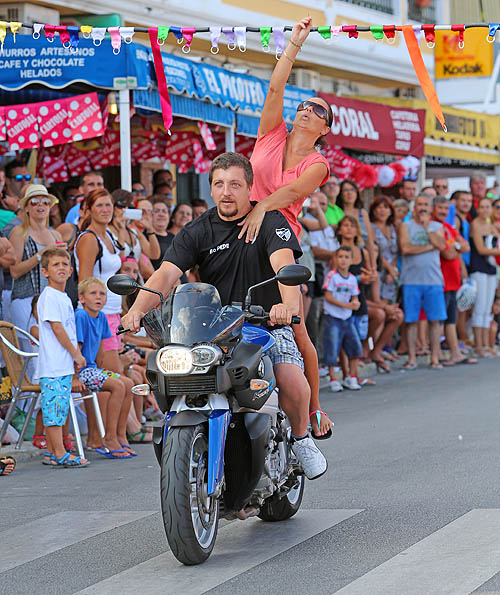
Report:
107,274,141,296
275,264,311,286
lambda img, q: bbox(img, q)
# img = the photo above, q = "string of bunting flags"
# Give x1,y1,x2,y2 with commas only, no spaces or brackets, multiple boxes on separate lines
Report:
0,20,499,147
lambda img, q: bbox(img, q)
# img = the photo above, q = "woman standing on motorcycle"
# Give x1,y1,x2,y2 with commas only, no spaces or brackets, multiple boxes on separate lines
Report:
238,17,333,437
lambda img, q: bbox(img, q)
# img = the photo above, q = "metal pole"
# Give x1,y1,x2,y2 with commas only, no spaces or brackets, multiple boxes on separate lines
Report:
225,125,235,152
119,88,132,190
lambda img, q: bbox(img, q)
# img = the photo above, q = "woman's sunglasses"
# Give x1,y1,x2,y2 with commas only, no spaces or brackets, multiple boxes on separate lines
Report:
297,101,332,126
115,201,127,209
132,188,146,195
14,174,32,182
29,197,51,206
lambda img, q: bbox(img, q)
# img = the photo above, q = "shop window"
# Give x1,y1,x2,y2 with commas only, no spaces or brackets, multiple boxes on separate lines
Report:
336,0,395,14
408,0,437,24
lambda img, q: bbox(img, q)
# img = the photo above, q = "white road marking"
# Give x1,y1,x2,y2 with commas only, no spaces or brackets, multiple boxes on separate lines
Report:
0,510,155,573
335,509,500,595
77,509,361,595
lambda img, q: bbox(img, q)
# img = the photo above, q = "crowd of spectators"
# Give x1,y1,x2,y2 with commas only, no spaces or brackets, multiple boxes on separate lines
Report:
0,157,499,469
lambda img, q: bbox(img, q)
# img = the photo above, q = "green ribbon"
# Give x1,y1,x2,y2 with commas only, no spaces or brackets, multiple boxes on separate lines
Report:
260,26,271,48
370,25,384,40
157,26,170,42
318,26,331,40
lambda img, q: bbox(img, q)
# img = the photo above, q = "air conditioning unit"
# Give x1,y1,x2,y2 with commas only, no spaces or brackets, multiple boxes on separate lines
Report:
0,3,60,27
288,68,320,92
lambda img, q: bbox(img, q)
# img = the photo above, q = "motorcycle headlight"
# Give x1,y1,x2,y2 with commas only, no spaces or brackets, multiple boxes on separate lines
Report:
191,345,221,367
157,347,193,375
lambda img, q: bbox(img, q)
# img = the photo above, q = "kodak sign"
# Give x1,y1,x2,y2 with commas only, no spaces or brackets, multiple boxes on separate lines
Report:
435,28,493,79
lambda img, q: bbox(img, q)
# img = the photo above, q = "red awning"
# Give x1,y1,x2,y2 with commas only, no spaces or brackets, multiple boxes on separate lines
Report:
319,93,426,157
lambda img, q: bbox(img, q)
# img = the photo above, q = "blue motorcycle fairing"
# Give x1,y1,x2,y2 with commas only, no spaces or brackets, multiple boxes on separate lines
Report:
241,322,275,352
208,409,231,495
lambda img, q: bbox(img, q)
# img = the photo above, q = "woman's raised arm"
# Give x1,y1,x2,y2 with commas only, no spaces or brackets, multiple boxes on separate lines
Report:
259,18,312,137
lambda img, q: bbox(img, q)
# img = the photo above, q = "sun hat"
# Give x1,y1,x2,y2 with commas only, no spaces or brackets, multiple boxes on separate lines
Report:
19,184,58,209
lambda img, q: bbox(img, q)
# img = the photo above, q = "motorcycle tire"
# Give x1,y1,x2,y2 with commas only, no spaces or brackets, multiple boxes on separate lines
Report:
160,424,219,565
258,474,305,522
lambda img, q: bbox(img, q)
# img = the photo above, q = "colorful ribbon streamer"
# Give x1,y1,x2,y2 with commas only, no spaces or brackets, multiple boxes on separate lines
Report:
119,27,135,44
181,27,196,53
317,26,331,40
260,26,271,51
80,25,92,39
55,25,70,48
342,25,359,39
222,27,236,50
370,25,384,41
170,26,183,44
451,24,465,49
0,22,6,51
210,26,221,54
148,27,173,133
44,24,56,42
402,24,446,132
413,25,422,42
422,24,435,47
234,27,246,51
273,27,285,55
32,23,44,40
9,22,22,42
91,27,106,46
157,26,169,45
108,26,121,54
68,26,80,49
488,23,500,42
331,26,341,39
383,25,396,43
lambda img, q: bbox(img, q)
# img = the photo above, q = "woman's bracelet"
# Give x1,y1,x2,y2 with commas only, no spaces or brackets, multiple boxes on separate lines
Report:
289,39,302,49
144,230,154,238
281,50,295,64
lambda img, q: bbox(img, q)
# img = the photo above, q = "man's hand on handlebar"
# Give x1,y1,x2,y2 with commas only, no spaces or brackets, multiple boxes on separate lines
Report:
268,303,297,326
121,310,145,334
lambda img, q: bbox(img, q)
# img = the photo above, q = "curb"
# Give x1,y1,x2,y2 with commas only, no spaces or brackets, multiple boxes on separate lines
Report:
0,443,44,463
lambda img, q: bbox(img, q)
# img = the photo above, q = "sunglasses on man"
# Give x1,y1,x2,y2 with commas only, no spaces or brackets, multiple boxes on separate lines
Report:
13,174,32,182
132,188,146,195
297,101,332,127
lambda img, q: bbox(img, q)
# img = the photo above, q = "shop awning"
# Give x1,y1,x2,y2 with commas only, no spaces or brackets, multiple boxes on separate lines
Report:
0,35,150,91
319,92,426,157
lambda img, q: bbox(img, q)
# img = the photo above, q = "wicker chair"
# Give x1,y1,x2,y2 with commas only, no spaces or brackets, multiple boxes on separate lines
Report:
0,321,105,458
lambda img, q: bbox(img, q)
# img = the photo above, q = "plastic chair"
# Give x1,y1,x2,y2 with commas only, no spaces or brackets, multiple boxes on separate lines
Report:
0,322,105,458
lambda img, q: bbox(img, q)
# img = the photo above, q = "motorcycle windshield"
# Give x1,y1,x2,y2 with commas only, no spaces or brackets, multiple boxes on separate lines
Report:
143,283,244,346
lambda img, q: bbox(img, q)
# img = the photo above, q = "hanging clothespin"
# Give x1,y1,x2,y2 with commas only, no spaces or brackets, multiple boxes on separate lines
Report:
273,27,285,57
55,25,70,48
80,25,92,39
119,27,135,44
68,26,80,50
234,27,246,52
370,25,384,41
108,26,121,54
32,23,44,40
170,26,184,44
157,26,169,46
91,27,106,46
222,27,236,50
9,22,22,42
422,24,435,48
317,26,332,42
181,28,196,53
210,26,221,54
487,23,500,43
260,26,271,52
413,25,423,43
342,25,358,39
44,24,56,42
383,24,396,44
331,26,341,40
451,24,465,49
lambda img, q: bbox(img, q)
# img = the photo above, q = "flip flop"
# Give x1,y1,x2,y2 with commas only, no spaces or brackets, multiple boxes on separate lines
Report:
0,456,16,475
121,444,138,457
430,362,443,370
402,362,417,370
95,447,132,460
310,410,333,440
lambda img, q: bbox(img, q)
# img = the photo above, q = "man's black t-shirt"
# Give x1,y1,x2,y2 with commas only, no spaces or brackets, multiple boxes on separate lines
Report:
163,207,301,312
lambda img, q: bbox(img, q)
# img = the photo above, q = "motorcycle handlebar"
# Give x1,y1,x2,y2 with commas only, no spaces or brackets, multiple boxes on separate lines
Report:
116,319,144,335
259,312,301,325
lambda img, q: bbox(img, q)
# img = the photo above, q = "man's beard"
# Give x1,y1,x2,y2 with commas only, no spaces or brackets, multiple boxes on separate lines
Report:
218,202,238,218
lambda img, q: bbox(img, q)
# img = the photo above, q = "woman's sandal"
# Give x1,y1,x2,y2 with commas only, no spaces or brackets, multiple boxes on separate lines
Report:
63,435,75,453
32,435,47,450
371,358,390,373
310,410,333,440
42,451,53,465
127,431,152,443
0,456,16,475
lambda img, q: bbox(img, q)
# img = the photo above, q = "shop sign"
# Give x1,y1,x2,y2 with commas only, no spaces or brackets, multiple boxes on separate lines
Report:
435,28,493,79
319,93,426,156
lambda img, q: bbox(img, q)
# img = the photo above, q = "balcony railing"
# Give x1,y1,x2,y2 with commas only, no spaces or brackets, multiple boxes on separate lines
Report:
408,1,437,24
336,0,395,15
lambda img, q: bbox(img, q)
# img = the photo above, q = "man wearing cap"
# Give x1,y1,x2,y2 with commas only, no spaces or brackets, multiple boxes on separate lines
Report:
9,185,64,339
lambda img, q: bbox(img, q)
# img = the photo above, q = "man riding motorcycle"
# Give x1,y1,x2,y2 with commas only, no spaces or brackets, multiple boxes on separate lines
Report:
122,152,327,480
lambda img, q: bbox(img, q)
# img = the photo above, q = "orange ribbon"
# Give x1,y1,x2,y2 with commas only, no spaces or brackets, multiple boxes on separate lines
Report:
402,24,446,132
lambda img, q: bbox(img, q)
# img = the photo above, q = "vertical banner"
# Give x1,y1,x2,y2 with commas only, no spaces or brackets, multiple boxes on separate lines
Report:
66,92,104,141
5,104,40,150
0,107,5,142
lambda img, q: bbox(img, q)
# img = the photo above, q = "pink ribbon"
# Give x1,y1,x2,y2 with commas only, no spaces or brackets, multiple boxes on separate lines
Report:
108,27,121,54
148,28,173,133
55,26,70,47
181,27,196,49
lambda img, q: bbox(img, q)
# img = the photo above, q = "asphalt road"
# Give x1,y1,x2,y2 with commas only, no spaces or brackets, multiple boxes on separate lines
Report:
2,358,500,594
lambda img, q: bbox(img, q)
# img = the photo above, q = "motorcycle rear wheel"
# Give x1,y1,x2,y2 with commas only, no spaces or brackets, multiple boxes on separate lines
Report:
258,474,305,522
160,424,219,565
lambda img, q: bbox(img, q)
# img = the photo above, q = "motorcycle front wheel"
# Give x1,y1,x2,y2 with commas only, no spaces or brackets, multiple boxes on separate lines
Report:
258,474,305,522
160,424,219,565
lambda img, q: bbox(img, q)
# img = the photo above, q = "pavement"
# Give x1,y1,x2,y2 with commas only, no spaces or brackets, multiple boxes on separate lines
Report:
2,356,500,594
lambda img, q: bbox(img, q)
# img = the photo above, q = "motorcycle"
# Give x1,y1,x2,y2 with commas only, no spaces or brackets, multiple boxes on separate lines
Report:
108,264,311,566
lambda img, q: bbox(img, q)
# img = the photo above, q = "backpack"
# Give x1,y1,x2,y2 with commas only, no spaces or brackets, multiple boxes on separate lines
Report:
67,229,105,309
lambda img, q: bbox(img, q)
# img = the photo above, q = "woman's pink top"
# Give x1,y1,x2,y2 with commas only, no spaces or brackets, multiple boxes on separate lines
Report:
250,120,330,240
